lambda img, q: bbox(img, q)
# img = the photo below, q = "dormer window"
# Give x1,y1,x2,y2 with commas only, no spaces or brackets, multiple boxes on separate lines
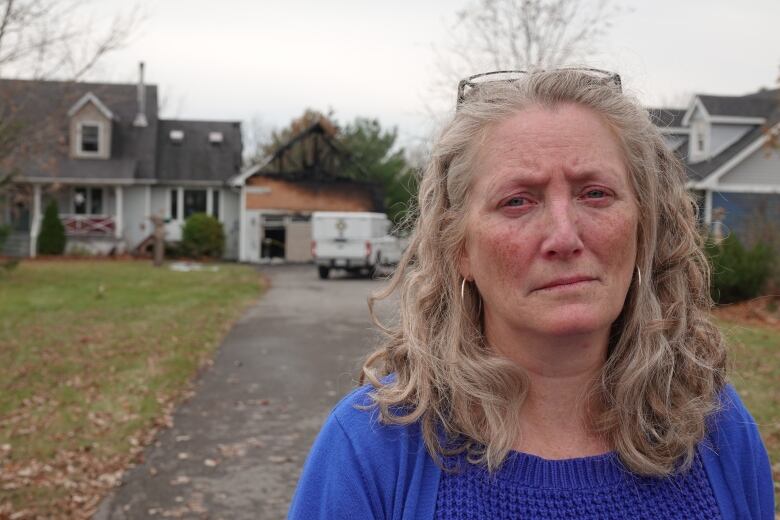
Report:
690,120,710,162
209,131,223,144
68,92,114,160
75,121,106,158
81,124,100,152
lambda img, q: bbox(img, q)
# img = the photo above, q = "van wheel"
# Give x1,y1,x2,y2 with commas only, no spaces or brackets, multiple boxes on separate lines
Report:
318,266,330,279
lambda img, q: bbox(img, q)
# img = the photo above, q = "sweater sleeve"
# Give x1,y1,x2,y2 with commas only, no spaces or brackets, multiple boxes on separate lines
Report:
698,384,775,520
288,384,441,520
287,403,382,520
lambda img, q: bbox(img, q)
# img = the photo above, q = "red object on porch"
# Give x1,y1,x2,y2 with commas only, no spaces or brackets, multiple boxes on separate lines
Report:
61,215,116,235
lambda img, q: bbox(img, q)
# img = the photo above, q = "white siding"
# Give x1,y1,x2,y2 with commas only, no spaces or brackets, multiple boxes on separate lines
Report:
719,147,780,186
709,124,753,157
122,186,147,250
151,186,167,217
221,189,240,260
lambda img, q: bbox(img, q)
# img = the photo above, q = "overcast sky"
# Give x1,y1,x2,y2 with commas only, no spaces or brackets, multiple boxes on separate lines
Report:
86,0,780,150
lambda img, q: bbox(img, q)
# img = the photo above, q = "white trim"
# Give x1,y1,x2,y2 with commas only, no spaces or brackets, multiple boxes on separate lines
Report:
708,116,766,125
239,187,247,261
695,122,780,189
703,184,780,194
145,185,152,220
115,186,123,239
30,184,41,258
206,188,213,216
681,97,710,127
658,127,689,135
703,190,713,225
245,186,271,194
21,177,146,185
75,120,106,158
67,92,115,120
230,156,274,187
177,188,184,222
18,178,228,187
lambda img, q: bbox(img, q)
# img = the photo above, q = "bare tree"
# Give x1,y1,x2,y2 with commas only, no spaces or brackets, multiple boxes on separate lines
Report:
0,0,143,188
428,0,623,114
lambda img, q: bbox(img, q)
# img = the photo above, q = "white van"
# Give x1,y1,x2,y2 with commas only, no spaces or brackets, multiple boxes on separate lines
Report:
311,211,403,279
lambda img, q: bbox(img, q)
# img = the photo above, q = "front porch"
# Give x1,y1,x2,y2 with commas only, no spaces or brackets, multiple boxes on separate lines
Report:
1,183,126,257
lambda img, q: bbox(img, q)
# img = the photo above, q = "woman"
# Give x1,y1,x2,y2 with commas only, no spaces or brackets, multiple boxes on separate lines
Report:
289,69,775,519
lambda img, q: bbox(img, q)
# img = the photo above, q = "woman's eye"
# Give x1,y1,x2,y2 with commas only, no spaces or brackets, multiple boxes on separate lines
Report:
584,189,607,199
505,196,528,207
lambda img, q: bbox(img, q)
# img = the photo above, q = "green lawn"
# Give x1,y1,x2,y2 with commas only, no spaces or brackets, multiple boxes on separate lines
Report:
0,262,776,517
0,260,263,517
719,319,780,515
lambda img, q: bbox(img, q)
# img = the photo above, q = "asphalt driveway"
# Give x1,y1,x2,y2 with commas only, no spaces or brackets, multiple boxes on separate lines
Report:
94,264,389,519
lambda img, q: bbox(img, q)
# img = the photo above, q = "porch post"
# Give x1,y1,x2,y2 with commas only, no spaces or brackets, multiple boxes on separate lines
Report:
703,190,712,226
145,185,152,232
30,184,41,258
115,185,123,239
239,187,246,261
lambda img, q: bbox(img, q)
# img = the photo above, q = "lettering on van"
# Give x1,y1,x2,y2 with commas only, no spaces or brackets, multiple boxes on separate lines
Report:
336,218,347,238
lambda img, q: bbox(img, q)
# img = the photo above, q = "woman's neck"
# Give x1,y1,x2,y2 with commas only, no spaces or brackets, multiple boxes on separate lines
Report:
485,320,611,459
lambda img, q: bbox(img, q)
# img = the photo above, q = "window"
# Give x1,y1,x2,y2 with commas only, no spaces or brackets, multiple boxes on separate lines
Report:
170,189,178,220
211,190,220,219
80,124,100,153
90,188,103,214
691,120,709,160
73,187,104,215
183,189,207,219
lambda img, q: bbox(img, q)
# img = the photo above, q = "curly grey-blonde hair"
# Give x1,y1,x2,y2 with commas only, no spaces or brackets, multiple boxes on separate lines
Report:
361,69,727,477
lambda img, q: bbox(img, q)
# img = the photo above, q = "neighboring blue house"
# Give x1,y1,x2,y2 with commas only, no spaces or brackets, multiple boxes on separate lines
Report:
650,87,780,238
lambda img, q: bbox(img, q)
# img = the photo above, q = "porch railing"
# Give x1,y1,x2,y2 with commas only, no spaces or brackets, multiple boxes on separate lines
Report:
60,214,116,236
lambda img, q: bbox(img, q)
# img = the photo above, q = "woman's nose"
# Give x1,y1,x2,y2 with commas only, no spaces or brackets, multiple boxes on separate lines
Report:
540,200,584,260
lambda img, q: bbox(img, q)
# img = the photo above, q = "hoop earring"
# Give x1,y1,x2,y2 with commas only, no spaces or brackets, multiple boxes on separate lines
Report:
636,266,642,287
461,278,483,316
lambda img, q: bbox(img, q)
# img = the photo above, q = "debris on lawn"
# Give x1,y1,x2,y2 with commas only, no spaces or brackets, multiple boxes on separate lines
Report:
168,261,220,273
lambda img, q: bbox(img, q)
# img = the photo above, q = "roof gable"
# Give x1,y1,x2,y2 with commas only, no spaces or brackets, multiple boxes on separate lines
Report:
66,91,115,120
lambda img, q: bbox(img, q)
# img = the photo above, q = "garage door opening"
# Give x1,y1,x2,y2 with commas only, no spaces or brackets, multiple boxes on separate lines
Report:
262,227,286,259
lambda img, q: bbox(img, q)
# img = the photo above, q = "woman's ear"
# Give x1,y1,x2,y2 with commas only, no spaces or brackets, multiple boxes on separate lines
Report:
458,248,471,281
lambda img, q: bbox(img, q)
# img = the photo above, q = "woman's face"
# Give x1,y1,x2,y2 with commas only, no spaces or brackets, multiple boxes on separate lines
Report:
459,102,639,342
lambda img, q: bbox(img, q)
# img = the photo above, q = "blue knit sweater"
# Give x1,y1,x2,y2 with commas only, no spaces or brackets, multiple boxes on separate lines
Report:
434,450,719,519
288,384,775,519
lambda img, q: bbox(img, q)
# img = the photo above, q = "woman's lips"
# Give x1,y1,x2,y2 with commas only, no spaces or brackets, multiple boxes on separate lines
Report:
534,276,597,291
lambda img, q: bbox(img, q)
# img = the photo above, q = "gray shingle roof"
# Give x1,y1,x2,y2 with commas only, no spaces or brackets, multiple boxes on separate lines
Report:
650,88,780,183
157,120,242,183
1,78,242,185
697,93,776,118
0,78,158,181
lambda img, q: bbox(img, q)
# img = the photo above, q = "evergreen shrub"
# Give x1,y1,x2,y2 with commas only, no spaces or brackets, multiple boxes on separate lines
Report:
705,234,774,304
0,224,9,250
181,213,224,258
37,200,66,255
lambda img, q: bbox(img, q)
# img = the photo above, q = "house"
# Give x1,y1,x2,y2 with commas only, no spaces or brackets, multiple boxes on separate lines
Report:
650,87,780,237
230,120,384,263
0,63,243,258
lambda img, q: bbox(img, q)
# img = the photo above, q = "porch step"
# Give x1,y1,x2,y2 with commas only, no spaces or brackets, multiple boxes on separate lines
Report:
1,232,30,258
